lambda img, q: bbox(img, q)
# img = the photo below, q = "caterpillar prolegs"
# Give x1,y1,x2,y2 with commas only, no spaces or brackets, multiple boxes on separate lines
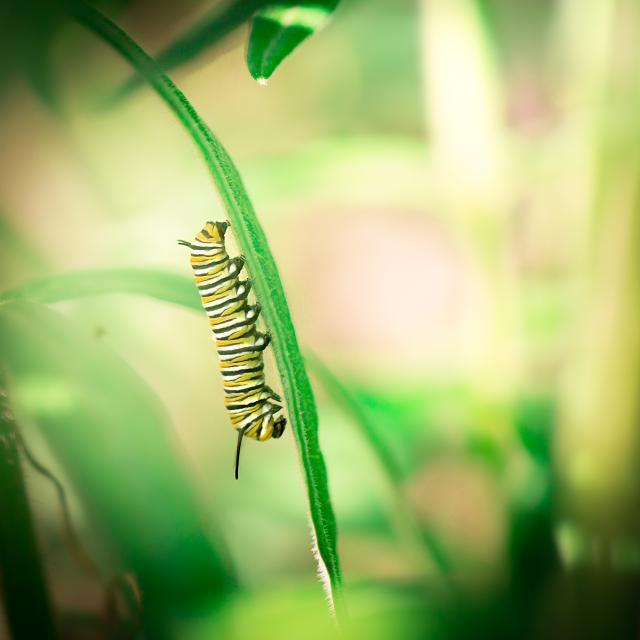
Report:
179,222,286,478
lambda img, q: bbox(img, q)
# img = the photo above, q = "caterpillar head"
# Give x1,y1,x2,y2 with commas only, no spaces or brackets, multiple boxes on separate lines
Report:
272,416,287,439
203,221,228,242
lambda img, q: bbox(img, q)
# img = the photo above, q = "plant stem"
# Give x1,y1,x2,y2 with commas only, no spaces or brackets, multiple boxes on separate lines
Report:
0,375,58,640
65,0,342,613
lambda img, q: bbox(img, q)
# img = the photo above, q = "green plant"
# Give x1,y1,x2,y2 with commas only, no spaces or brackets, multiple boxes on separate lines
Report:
112,0,341,100
4,0,640,638
63,0,343,618
4,2,341,624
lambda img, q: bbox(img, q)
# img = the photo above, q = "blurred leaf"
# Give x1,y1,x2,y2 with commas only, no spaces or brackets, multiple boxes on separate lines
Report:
307,354,454,578
514,395,554,464
475,0,557,64
0,0,63,104
307,354,403,485
16,428,102,578
421,0,505,202
0,0,135,106
0,268,200,310
0,213,51,281
0,372,58,640
506,460,556,638
0,301,234,620
68,0,343,615
112,0,271,102
558,0,640,526
247,1,341,81
466,431,506,472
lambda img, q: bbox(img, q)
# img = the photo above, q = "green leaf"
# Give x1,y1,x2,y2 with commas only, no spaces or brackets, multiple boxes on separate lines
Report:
0,370,58,640
67,0,343,615
0,268,200,310
0,301,234,617
247,1,341,82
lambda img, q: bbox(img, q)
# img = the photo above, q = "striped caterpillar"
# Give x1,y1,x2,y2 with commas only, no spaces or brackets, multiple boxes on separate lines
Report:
179,222,286,478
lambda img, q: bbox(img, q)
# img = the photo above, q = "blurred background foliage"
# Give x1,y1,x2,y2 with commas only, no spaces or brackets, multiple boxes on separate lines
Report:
1,0,640,638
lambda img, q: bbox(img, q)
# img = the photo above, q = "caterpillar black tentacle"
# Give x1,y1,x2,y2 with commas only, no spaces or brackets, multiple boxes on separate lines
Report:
180,221,286,479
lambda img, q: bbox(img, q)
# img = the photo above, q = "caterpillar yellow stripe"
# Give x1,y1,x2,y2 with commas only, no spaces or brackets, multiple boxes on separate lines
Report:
179,221,286,478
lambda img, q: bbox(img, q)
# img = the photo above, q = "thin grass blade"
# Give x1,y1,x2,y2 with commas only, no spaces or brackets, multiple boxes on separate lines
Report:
0,268,200,310
306,354,453,578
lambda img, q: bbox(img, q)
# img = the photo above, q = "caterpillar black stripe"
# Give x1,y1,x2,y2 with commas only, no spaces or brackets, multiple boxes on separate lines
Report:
179,221,286,479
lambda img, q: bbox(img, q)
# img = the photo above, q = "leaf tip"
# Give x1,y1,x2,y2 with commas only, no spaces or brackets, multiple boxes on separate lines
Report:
247,3,339,82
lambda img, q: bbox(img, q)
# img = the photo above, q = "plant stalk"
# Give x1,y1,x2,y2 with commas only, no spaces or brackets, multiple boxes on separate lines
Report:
0,375,58,640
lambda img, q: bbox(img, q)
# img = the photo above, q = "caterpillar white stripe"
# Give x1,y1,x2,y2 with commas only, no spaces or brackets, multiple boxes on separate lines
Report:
179,221,286,479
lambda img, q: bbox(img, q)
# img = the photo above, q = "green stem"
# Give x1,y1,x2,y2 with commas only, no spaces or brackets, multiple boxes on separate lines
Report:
66,0,342,611
0,375,58,640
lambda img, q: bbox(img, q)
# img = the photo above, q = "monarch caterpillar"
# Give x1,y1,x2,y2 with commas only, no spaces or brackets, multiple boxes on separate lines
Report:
179,221,286,479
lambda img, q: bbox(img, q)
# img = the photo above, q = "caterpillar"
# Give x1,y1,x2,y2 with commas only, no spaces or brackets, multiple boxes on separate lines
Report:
179,221,286,479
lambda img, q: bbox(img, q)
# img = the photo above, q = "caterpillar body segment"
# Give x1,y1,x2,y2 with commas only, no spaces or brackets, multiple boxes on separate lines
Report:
180,222,286,478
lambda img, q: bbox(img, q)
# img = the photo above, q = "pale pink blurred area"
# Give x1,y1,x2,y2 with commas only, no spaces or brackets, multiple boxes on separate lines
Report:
406,455,507,572
281,207,492,380
0,90,103,273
